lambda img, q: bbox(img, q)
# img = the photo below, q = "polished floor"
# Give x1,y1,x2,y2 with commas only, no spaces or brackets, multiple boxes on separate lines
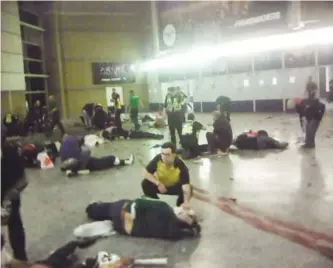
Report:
10,113,333,267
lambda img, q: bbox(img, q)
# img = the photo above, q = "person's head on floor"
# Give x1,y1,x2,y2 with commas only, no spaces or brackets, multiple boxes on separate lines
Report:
187,113,195,121
161,142,176,165
174,206,197,225
257,130,269,138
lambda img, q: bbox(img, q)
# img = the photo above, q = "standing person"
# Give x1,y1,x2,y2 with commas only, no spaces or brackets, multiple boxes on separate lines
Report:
82,103,94,129
305,76,318,100
164,87,184,146
141,142,192,207
128,90,144,131
48,95,65,137
111,88,122,130
175,87,187,123
1,125,28,262
32,100,43,132
298,98,326,149
216,95,231,121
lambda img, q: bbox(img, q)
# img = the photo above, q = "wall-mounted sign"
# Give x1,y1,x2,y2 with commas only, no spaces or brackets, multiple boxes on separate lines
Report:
157,1,289,51
253,51,283,71
284,47,316,68
91,62,136,85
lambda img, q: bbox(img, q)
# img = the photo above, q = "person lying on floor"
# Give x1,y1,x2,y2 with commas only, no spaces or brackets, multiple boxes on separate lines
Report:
178,113,208,159
60,134,134,177
21,142,60,168
233,130,288,150
1,235,96,268
205,111,233,155
101,125,163,141
84,196,201,241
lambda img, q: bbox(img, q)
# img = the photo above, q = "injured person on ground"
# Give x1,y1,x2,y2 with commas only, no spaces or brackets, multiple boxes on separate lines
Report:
142,142,192,207
101,125,163,141
83,196,201,240
59,134,134,177
233,130,289,150
21,142,60,168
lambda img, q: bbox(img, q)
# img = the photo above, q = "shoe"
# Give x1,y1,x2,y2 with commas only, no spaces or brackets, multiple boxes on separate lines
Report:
75,238,97,249
301,144,315,149
125,154,134,165
78,169,90,175
66,170,78,178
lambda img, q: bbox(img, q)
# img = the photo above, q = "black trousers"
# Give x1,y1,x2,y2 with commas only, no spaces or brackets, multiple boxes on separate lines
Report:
38,241,80,268
167,113,183,145
130,108,140,130
206,132,231,152
141,179,184,206
305,119,320,147
86,155,124,171
181,144,208,159
50,111,65,135
7,197,28,261
115,109,122,130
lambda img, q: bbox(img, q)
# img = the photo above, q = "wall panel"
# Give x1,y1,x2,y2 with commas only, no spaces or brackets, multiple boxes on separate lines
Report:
1,31,23,54
1,12,21,34
1,53,25,74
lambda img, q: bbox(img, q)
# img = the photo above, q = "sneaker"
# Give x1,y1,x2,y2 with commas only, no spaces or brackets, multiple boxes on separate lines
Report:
301,144,315,149
66,170,77,178
78,169,90,175
125,154,134,165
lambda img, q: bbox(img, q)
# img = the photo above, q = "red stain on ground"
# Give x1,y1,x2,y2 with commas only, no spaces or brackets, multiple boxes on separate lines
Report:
191,185,333,261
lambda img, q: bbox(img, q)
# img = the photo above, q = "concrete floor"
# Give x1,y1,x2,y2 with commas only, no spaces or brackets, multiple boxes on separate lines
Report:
11,113,333,267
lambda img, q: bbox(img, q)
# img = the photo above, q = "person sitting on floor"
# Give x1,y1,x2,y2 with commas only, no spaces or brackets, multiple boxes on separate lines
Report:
21,142,60,168
84,196,200,241
142,142,192,207
233,130,289,150
101,125,163,141
60,134,134,177
205,111,233,155
92,104,113,130
179,113,207,159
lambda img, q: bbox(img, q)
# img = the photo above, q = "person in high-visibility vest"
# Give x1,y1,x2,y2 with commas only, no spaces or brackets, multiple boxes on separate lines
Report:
164,87,184,146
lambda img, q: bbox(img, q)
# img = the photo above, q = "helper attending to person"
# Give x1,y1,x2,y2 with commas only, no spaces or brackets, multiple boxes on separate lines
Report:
128,90,144,131
101,125,164,141
164,87,184,146
206,111,233,155
60,134,134,177
1,125,28,262
85,196,200,240
233,130,288,150
295,97,325,149
216,95,231,121
82,103,95,129
48,95,66,137
142,142,192,207
92,104,112,130
179,113,207,159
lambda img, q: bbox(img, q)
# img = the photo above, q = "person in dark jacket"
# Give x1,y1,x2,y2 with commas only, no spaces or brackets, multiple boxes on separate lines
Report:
1,125,28,262
206,111,233,155
85,197,201,240
233,130,288,150
305,76,318,100
92,104,112,130
101,125,163,141
296,98,325,149
82,103,95,129
48,95,66,137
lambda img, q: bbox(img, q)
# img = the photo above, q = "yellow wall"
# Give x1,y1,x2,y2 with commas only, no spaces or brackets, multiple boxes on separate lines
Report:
45,7,150,118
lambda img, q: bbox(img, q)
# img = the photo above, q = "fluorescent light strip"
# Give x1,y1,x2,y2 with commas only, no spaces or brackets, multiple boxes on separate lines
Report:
141,26,333,71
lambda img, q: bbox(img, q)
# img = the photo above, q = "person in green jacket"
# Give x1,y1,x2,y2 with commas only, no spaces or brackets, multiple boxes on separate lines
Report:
127,90,144,131
85,196,200,240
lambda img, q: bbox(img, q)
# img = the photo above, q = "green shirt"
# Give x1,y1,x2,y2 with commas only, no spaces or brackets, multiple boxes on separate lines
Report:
129,95,139,109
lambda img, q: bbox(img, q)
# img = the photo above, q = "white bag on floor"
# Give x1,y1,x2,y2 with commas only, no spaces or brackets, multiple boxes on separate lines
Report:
73,220,116,239
37,152,54,169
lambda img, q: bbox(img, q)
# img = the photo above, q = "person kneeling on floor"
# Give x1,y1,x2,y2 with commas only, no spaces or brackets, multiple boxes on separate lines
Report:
205,111,233,155
179,113,208,159
85,196,200,240
142,142,192,207
59,134,134,177
233,130,288,150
